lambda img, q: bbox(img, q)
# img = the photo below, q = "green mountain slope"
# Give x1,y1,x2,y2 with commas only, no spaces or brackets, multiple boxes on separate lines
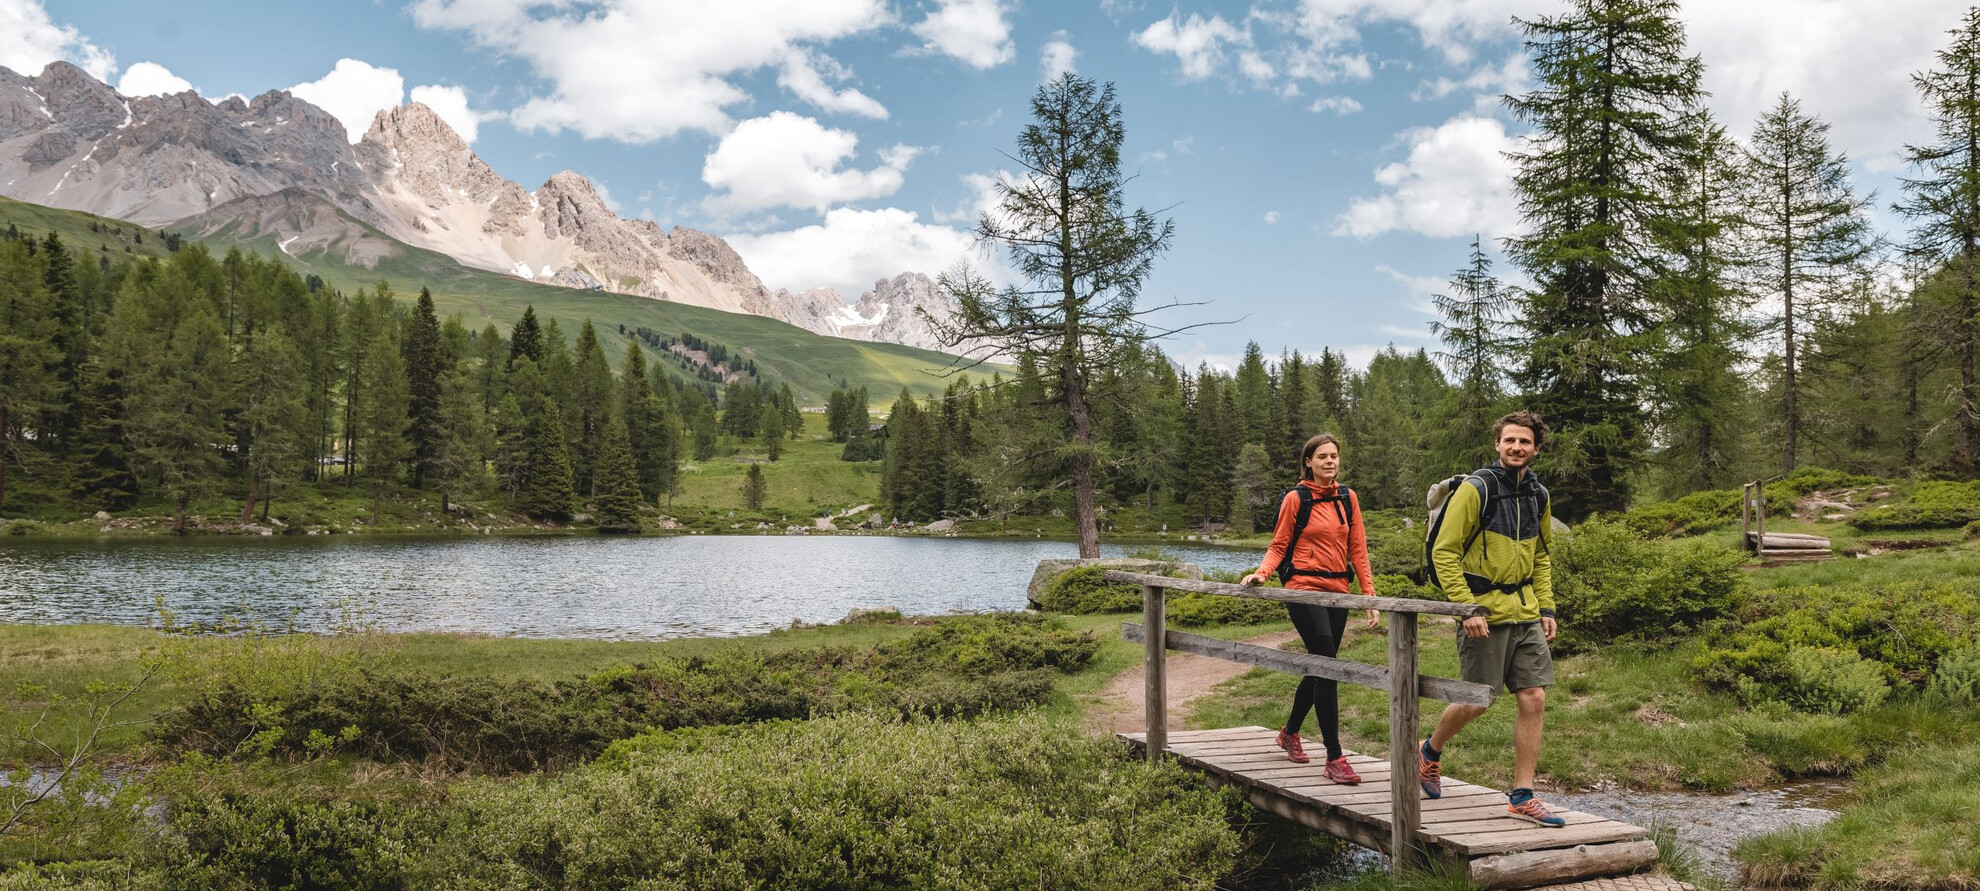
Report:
1,194,984,405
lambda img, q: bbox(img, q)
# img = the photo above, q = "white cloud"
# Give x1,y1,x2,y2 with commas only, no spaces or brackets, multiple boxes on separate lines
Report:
1334,114,1523,241
409,84,486,143
410,0,891,143
1133,12,1249,80
289,59,406,144
117,61,195,98
701,111,916,215
1264,210,1281,224
725,207,984,296
1413,54,1527,111
778,49,888,118
1307,95,1363,114
1041,33,1077,82
934,170,1008,225
0,0,114,81
910,0,1015,69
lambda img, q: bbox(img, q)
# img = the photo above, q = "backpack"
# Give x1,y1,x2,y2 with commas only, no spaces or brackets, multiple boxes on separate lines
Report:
1422,472,1548,594
1271,485,1357,585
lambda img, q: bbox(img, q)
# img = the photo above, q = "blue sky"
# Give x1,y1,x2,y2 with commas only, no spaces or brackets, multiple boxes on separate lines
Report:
1,0,1963,370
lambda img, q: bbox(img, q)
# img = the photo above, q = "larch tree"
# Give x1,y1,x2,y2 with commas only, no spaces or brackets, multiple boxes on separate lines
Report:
236,328,310,524
933,74,1174,558
1503,0,1704,519
356,326,410,527
1897,6,1980,474
402,288,444,489
1743,93,1875,473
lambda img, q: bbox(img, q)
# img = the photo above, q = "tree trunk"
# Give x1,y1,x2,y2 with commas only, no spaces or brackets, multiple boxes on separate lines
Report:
1961,253,1977,475
259,494,271,524
173,492,188,535
0,405,9,515
441,487,451,515
1067,368,1099,558
239,469,259,525
372,482,384,528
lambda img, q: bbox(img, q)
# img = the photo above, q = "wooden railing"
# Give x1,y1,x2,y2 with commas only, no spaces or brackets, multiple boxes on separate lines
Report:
1103,570,1492,871
1740,479,1767,554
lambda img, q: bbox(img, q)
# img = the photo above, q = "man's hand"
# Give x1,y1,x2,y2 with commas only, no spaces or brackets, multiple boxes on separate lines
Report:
1240,572,1265,587
1462,616,1491,638
1541,616,1557,640
1363,608,1380,629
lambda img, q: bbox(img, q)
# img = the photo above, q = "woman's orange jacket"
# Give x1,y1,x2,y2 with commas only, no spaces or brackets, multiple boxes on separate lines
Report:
1254,480,1376,595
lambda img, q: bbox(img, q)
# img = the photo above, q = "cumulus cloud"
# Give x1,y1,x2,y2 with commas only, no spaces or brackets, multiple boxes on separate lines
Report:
289,59,406,144
1264,210,1281,224
1307,95,1363,114
910,0,1015,69
724,207,983,296
409,84,486,143
1133,12,1249,80
117,61,195,98
0,0,114,81
701,112,917,215
777,49,888,118
410,0,891,143
1334,114,1523,241
1041,33,1077,82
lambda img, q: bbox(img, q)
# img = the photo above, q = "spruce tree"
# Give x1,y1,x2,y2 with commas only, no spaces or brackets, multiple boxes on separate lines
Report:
516,383,576,522
68,359,138,511
570,320,614,495
1504,0,1703,518
237,329,310,524
1431,237,1511,473
593,417,644,533
1897,6,1980,474
508,305,543,370
762,405,784,461
402,288,445,488
1744,94,1874,473
742,463,767,511
1234,342,1272,446
107,261,230,533
357,327,410,527
431,362,489,514
0,238,58,514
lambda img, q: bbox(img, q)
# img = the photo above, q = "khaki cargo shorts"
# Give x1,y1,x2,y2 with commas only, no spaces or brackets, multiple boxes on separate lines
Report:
1456,621,1554,696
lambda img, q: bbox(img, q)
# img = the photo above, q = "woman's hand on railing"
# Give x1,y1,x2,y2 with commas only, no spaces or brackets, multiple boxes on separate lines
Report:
1364,608,1380,629
1240,572,1266,587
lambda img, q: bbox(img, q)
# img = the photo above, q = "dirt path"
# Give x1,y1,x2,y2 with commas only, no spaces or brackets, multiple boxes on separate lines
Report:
1087,631,1300,736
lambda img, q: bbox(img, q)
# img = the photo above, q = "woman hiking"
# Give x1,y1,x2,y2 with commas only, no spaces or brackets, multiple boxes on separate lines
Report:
1241,433,1379,783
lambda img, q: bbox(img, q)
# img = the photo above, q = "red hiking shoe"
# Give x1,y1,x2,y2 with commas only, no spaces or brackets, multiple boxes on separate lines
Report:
1323,756,1362,784
1507,796,1567,827
1276,730,1310,763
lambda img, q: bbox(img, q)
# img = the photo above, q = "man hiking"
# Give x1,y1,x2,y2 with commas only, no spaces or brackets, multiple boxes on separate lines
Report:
1418,410,1564,827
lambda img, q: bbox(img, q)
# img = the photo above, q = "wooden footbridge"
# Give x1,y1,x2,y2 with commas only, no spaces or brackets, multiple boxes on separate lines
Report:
1104,571,1686,891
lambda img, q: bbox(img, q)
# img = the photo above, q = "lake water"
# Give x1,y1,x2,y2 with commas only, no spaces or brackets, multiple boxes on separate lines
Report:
0,536,1258,640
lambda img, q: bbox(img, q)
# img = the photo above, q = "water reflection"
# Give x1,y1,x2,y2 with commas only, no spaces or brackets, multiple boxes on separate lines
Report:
0,536,1256,640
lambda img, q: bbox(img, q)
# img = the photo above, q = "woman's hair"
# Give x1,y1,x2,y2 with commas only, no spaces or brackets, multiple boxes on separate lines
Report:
1298,433,1342,481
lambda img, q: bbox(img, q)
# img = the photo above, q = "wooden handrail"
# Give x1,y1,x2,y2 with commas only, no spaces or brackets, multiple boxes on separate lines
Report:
1122,623,1495,706
1101,571,1488,617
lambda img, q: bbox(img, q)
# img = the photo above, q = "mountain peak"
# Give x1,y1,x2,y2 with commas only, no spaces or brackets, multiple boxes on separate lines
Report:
362,100,467,153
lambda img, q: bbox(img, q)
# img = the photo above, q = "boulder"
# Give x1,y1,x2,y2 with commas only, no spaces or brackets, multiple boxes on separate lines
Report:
93,511,112,521
924,518,956,533
1025,558,1206,610
814,518,837,531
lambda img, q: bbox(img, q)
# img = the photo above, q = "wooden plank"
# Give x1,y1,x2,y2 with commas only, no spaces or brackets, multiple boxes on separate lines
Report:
1143,584,1166,761
1103,571,1488,617
1390,611,1422,871
1439,821,1650,856
1467,839,1661,889
1122,623,1497,707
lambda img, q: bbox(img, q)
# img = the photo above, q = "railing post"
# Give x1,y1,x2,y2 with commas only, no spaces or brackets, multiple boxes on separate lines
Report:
1741,483,1753,553
1756,480,1767,548
1142,583,1166,761
1387,611,1421,872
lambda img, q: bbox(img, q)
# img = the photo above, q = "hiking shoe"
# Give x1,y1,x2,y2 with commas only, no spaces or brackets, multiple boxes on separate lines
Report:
1507,797,1567,828
1276,730,1310,764
1323,756,1362,785
1418,739,1442,799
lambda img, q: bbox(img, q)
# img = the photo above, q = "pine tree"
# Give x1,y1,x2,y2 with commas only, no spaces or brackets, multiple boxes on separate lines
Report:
1230,443,1274,534
621,342,678,504
0,238,58,514
1233,342,1272,446
741,463,767,511
1897,7,1980,474
593,417,644,533
1431,236,1512,473
762,404,784,461
106,260,231,533
932,74,1174,557
1504,0,1704,518
357,327,410,527
237,329,310,524
569,320,614,495
68,359,138,511
402,288,445,488
516,375,576,521
1744,93,1875,473
430,362,489,513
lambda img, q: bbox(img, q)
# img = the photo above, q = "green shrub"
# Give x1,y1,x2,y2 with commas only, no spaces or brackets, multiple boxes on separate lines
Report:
1907,480,1980,510
1620,488,1741,538
1165,593,1285,627
1368,529,1424,580
1965,519,1980,539
1692,581,1980,710
431,712,1240,891
1847,505,1980,531
1037,565,1145,613
1550,519,1748,653
139,783,437,891
1774,468,1882,498
1931,644,1980,705
150,615,1090,770
1780,647,1890,715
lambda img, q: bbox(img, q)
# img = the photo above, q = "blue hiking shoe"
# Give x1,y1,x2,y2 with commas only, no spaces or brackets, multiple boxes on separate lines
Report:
1417,738,1442,799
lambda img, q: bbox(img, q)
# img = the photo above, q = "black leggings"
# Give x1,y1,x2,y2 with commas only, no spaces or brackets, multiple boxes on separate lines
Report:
1285,603,1348,759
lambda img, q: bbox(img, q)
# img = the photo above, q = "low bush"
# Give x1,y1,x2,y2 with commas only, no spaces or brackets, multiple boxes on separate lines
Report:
1930,644,1980,705
1549,519,1748,653
1907,480,1980,510
137,780,438,891
432,712,1240,891
1692,581,1980,710
1965,519,1980,539
1618,488,1741,539
1847,505,1980,531
151,615,1093,770
1036,565,1146,613
1778,647,1890,715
